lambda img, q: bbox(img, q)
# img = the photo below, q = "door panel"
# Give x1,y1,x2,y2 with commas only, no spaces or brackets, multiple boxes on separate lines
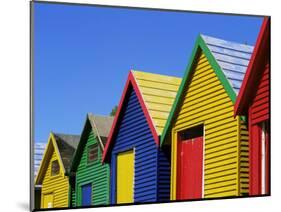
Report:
261,121,269,195
43,193,53,208
177,136,203,199
81,184,92,206
117,150,134,204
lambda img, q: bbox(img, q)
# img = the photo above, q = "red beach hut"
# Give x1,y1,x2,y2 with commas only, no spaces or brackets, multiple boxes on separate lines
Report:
234,17,270,196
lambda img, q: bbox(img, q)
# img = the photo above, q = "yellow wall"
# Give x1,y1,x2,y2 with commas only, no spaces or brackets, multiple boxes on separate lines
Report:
41,145,69,208
171,52,249,199
239,121,249,195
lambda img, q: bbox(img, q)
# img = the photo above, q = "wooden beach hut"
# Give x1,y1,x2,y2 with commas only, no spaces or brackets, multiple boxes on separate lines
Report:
234,17,270,196
35,132,80,209
161,34,255,200
102,70,181,204
69,114,114,207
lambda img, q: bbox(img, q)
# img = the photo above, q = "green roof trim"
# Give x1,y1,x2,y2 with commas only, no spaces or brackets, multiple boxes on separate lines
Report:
160,34,240,146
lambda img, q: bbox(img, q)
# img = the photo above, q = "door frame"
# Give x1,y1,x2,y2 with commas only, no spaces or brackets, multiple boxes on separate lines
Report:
78,181,93,206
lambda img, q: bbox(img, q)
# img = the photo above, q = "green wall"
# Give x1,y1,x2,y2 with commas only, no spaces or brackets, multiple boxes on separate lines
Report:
72,128,110,206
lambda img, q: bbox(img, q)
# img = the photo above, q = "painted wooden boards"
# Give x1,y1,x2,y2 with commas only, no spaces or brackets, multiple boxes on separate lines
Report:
43,193,53,209
169,51,249,199
177,136,203,199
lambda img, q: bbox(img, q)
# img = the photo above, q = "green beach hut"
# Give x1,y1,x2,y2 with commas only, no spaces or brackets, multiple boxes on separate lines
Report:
69,113,114,207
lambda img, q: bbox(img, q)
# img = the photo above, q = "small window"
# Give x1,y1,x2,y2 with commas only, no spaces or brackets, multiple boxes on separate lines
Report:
51,160,60,176
88,144,98,164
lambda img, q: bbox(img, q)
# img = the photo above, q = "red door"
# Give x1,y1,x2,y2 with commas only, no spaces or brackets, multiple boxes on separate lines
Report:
177,136,203,200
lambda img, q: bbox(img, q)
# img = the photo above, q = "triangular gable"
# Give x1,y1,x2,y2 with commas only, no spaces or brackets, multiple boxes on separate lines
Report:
234,17,270,116
35,132,66,185
161,34,254,146
70,114,113,172
132,71,181,135
89,114,114,149
102,70,181,162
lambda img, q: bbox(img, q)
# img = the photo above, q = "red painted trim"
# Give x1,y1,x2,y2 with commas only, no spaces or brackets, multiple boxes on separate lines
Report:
102,71,159,163
130,72,159,145
102,72,132,163
265,121,269,194
234,17,270,116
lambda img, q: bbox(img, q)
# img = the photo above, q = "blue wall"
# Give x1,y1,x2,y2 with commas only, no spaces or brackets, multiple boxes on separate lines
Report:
109,86,170,203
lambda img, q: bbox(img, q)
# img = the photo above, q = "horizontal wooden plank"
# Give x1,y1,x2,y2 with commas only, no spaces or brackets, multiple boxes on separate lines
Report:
205,173,236,184
188,75,220,93
139,87,178,99
133,71,181,86
204,168,237,180
142,94,175,105
206,121,237,134
137,79,180,92
205,157,237,169
204,189,236,198
205,131,237,145
205,142,237,155
204,184,237,195
181,89,228,109
205,148,237,161
179,97,231,117
205,127,237,140
183,85,225,103
149,110,170,120
176,106,234,126
205,137,237,149
205,162,237,174
205,179,236,190
146,102,172,113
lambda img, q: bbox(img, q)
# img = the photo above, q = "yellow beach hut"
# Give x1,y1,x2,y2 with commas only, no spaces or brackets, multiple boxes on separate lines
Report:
35,132,80,209
161,34,254,200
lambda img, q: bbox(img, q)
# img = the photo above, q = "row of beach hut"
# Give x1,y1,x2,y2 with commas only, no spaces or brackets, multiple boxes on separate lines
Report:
34,17,270,209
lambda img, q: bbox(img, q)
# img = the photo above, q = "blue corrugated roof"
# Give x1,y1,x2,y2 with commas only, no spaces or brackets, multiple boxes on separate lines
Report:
34,142,46,177
201,34,254,94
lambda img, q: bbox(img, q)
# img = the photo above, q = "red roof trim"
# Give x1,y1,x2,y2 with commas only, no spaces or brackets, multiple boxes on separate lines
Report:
234,17,270,116
130,72,159,145
102,71,159,163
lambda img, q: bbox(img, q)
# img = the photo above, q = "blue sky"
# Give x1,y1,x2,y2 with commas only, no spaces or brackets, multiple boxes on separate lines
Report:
34,2,263,143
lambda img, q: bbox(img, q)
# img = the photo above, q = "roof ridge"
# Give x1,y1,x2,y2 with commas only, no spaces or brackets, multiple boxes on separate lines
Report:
200,34,254,48
131,69,181,80
88,113,114,119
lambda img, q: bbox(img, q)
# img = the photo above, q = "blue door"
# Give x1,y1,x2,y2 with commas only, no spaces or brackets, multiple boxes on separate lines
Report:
81,184,92,206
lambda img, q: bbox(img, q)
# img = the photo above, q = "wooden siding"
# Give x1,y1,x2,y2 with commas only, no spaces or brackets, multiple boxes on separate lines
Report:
41,147,69,208
132,71,181,135
171,52,248,199
249,63,269,125
248,63,270,195
157,147,171,201
110,88,170,204
73,130,110,206
239,120,249,195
